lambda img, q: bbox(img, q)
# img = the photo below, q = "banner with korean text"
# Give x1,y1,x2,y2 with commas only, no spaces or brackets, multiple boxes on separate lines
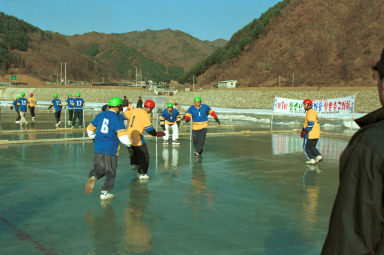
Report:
273,96,355,116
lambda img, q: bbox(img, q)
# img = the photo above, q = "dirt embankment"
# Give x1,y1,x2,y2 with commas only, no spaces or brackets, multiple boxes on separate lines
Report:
0,86,380,113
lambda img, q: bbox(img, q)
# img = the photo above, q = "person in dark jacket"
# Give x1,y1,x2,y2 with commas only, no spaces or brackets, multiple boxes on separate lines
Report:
136,96,143,108
321,49,384,254
122,96,129,107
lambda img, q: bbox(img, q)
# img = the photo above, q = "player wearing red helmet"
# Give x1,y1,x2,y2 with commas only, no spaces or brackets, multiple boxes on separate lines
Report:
122,99,165,181
28,93,37,122
301,99,322,164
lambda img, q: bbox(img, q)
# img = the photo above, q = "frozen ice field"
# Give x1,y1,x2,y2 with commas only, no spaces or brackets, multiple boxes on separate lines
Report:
0,111,350,254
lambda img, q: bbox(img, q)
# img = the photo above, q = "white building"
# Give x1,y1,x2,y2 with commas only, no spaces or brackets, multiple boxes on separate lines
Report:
218,80,237,88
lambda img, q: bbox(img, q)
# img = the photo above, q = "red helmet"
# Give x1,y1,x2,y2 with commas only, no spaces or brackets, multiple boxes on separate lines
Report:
303,99,312,105
144,99,155,108
30,93,33,97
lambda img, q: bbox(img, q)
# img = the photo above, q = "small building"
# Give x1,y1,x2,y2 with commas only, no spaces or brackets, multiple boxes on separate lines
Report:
218,80,237,88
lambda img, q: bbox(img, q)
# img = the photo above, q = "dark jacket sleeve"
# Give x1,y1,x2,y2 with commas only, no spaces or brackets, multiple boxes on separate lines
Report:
321,131,384,254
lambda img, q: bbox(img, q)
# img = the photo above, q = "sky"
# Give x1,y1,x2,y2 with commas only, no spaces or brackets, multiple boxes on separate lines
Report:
1,0,282,41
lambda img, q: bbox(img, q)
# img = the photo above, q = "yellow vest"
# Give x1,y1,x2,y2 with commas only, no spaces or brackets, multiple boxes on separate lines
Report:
304,108,320,139
28,97,37,107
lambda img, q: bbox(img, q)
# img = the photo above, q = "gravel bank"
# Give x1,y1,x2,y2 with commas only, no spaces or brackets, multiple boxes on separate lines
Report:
0,86,379,113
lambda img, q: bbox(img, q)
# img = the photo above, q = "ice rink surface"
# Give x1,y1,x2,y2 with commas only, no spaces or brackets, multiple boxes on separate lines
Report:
0,111,349,254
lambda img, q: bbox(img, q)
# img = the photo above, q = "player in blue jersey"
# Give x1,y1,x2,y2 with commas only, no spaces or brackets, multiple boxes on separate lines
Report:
17,92,29,127
85,97,131,200
10,96,21,124
65,93,74,125
160,103,181,144
71,93,85,128
48,93,63,127
185,97,220,157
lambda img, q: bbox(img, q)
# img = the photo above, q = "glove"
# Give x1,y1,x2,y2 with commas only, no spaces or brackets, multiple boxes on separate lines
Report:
186,119,190,123
215,118,220,125
160,124,165,130
177,121,180,127
156,131,166,137
300,128,308,138
372,49,384,78
10,106,13,110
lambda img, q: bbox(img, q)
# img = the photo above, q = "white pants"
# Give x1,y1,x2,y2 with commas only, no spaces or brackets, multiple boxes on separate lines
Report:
20,111,28,126
162,147,179,168
164,123,179,141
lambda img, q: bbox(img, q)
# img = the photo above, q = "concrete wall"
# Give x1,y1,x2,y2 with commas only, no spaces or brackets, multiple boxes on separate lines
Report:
0,86,380,113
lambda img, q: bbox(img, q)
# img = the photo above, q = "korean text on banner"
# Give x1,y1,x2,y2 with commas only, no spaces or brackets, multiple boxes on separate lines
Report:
273,96,355,116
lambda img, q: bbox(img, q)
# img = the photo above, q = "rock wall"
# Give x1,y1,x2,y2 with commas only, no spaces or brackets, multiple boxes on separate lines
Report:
0,86,380,113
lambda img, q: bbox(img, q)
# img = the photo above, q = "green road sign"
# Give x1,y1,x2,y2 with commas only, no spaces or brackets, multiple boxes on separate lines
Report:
11,75,17,81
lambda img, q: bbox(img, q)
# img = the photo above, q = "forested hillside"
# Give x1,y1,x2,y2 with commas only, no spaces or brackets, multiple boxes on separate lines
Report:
0,12,39,70
191,0,384,87
181,0,290,83
0,12,224,83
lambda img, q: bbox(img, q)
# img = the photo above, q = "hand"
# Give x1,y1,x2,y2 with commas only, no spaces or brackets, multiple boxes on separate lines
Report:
300,128,308,138
160,124,165,131
373,49,384,78
215,118,220,125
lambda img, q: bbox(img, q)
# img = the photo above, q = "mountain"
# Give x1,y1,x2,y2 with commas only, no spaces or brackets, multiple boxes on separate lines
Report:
0,12,226,83
191,0,384,87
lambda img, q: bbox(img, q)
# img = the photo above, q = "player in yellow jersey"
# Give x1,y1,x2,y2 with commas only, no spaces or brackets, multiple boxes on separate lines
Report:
28,93,37,122
301,99,322,164
122,99,165,180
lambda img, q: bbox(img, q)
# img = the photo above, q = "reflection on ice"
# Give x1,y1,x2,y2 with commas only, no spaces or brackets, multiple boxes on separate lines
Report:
0,131,345,254
272,134,348,160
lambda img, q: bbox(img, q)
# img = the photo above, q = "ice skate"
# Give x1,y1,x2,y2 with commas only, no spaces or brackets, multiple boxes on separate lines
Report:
315,155,323,163
194,152,201,158
163,140,168,145
85,176,97,194
100,190,115,200
305,159,316,164
172,140,180,145
139,174,150,180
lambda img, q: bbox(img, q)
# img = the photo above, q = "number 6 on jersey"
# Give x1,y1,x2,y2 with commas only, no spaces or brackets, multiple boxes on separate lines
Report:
101,118,109,134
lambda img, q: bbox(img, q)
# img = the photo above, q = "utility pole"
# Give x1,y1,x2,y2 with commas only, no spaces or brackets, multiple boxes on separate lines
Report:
135,67,138,85
60,62,62,85
192,75,195,91
64,61,67,85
